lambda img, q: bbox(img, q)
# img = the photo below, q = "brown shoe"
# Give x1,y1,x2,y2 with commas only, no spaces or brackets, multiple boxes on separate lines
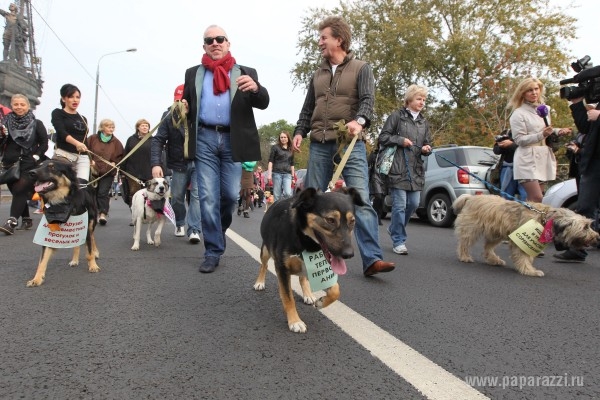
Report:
364,260,395,277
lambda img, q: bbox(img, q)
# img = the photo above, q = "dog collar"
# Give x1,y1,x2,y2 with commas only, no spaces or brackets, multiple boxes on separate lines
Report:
144,194,166,215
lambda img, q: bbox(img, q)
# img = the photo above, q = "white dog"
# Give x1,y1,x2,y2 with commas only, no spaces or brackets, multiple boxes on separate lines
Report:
130,178,170,251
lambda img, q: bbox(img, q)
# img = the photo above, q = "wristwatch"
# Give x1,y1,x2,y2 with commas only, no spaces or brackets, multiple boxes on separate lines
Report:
356,116,366,127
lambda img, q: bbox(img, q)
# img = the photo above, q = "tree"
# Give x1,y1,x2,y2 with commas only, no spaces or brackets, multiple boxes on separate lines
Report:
292,0,577,146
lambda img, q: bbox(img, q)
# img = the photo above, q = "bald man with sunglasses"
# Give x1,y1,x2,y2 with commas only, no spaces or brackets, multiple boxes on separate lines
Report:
181,24,269,273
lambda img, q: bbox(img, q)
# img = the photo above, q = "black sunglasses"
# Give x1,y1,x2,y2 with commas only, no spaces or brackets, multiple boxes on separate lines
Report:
204,36,227,45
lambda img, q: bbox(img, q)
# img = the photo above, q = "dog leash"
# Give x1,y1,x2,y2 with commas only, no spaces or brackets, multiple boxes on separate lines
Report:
85,150,143,187
327,120,359,191
83,110,174,187
328,135,358,191
434,152,546,217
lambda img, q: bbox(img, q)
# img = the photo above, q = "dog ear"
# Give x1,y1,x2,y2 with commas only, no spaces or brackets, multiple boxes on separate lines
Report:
292,187,318,210
340,187,365,207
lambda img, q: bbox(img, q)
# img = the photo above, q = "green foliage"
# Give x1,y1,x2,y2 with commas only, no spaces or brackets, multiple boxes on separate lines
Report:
290,0,578,145
257,120,310,170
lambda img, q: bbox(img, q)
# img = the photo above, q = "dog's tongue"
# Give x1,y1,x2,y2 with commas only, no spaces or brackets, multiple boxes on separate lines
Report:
329,255,347,275
34,182,52,193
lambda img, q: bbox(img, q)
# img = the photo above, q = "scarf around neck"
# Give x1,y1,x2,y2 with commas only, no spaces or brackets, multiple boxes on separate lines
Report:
7,111,37,149
202,52,236,95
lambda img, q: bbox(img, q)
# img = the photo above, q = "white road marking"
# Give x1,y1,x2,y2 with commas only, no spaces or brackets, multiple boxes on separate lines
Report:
227,229,489,400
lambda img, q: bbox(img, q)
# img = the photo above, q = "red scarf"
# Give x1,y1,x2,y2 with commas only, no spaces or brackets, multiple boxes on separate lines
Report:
202,52,236,95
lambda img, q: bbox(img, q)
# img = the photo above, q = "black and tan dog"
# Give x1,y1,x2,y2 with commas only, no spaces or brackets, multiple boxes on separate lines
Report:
253,187,364,333
26,160,100,287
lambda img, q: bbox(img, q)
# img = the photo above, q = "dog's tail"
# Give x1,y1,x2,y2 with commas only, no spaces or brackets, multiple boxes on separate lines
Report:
451,194,472,214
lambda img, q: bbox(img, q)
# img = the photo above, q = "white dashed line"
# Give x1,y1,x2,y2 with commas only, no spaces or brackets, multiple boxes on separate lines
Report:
227,229,489,400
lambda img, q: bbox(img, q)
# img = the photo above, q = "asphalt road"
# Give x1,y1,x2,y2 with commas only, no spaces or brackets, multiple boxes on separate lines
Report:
0,196,598,400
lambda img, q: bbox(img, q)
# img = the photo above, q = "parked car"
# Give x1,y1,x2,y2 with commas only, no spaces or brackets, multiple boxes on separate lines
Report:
542,178,578,209
376,145,498,227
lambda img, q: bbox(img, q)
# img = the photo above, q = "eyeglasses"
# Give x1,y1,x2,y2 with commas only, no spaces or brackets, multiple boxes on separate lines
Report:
204,36,227,45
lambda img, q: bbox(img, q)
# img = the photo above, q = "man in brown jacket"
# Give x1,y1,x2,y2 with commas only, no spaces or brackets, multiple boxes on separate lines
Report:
292,16,395,277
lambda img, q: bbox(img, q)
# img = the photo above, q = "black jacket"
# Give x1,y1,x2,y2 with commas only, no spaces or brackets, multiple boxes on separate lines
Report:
152,108,187,173
1,118,48,171
378,108,431,190
571,101,600,177
182,63,269,162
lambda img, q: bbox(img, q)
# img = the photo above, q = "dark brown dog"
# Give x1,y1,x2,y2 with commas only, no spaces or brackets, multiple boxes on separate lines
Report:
253,187,364,333
26,160,100,287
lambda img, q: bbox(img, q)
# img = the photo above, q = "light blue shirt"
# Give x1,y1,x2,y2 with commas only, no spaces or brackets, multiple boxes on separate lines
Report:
199,70,231,126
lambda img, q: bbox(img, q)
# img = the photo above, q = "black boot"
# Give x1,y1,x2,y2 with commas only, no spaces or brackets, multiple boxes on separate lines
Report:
0,217,18,235
17,217,33,230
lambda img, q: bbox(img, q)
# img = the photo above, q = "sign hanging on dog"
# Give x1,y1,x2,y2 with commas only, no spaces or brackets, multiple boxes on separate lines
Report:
508,218,546,256
303,250,338,292
33,212,88,248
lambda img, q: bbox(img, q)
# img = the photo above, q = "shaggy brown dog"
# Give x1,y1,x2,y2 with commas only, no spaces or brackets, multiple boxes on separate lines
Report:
452,194,599,277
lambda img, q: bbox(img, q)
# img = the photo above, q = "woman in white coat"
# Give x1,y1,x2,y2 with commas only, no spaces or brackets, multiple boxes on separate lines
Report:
508,77,571,202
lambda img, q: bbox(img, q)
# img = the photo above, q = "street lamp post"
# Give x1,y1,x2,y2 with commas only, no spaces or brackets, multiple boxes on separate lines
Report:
92,48,137,134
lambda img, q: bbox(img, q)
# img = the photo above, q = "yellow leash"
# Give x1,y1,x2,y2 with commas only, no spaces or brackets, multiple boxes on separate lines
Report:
327,120,358,191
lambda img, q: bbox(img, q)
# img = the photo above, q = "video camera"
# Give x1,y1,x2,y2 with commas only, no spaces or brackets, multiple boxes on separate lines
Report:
494,129,511,143
559,55,600,103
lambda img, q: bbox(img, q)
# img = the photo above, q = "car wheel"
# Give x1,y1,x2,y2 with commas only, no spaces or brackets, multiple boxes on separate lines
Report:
427,193,456,227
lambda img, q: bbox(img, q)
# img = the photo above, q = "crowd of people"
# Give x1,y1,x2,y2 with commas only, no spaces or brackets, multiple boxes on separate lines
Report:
1,18,598,276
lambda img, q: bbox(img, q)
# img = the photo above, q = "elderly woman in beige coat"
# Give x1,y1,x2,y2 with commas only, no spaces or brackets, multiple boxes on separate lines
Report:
508,77,571,202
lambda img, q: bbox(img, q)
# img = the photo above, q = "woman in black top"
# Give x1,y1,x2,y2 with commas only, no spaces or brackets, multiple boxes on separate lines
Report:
50,83,90,186
122,119,153,207
0,94,48,234
267,131,295,202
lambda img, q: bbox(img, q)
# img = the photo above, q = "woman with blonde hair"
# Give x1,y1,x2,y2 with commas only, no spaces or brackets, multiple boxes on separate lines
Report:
0,94,48,234
122,119,153,207
378,84,432,255
508,77,571,202
87,118,124,224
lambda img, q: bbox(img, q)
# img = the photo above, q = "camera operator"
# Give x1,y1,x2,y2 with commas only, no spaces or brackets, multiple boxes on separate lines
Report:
554,97,600,262
493,129,527,200
565,131,585,188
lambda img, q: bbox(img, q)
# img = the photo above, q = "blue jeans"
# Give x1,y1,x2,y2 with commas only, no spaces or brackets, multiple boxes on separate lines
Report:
195,127,241,259
500,165,527,200
389,188,420,247
272,172,292,202
170,162,201,236
305,140,383,271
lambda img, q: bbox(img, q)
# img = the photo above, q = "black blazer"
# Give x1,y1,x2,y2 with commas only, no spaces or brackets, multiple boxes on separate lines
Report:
182,63,269,162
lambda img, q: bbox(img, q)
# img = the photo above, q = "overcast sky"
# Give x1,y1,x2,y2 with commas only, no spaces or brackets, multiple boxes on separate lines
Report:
11,0,600,144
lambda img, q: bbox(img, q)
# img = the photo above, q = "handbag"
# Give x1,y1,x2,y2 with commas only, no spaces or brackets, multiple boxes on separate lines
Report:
377,145,397,175
0,160,21,185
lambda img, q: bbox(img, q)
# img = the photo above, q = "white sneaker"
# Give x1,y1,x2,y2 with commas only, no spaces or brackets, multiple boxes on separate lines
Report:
393,244,408,255
189,231,201,244
175,226,185,237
